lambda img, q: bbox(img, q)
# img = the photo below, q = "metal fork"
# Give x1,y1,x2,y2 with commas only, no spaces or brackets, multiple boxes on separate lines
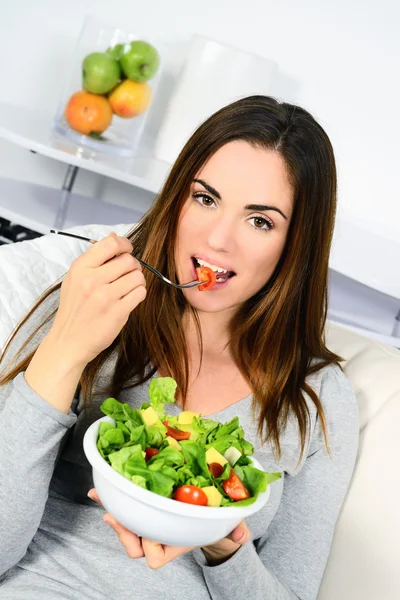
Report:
49,229,208,289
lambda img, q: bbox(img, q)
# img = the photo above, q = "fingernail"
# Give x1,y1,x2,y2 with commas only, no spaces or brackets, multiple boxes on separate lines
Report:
87,490,95,500
237,527,246,542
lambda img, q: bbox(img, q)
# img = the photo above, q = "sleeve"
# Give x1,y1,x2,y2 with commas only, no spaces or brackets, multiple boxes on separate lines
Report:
191,366,359,600
0,371,77,576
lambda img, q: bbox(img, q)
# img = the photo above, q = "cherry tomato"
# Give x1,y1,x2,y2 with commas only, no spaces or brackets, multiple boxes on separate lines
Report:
145,447,159,461
208,462,224,478
173,485,208,506
222,470,251,501
162,420,191,441
196,266,217,291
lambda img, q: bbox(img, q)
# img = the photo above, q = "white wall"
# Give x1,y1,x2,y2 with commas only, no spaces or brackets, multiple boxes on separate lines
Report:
0,0,399,227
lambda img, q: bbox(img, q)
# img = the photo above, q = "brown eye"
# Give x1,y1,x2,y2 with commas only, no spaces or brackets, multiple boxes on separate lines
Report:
249,216,274,231
193,193,215,207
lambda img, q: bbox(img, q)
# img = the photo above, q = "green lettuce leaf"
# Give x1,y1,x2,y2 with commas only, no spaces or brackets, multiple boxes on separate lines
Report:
146,424,166,447
122,404,144,428
97,426,125,458
108,444,143,477
206,434,241,456
124,451,147,477
175,464,196,486
116,421,131,443
179,441,211,481
147,470,176,497
213,417,240,438
147,445,185,468
100,398,127,421
131,475,147,489
148,377,177,419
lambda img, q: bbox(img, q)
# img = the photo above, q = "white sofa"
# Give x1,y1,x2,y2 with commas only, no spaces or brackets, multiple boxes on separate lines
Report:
320,322,400,599
1,223,399,600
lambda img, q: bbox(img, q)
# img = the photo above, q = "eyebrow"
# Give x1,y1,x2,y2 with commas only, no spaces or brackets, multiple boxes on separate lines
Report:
193,179,288,221
245,203,288,220
194,179,221,199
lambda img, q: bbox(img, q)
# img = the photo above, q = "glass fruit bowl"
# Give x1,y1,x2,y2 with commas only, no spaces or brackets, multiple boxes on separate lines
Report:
52,15,163,158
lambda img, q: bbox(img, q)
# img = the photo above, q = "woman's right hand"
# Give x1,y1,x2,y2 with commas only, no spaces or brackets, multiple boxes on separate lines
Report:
49,232,147,367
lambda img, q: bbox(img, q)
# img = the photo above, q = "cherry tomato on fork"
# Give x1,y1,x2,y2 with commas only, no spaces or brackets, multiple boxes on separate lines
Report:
196,266,217,291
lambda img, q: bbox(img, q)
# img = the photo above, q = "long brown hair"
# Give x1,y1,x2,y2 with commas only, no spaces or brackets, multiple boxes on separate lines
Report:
0,96,341,461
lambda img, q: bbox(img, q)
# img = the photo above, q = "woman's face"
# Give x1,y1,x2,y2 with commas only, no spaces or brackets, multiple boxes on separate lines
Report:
175,141,294,316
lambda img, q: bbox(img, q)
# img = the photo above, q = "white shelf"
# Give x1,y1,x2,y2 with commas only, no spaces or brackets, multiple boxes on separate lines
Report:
330,212,400,300
0,178,143,235
0,103,171,194
328,269,400,334
328,318,400,348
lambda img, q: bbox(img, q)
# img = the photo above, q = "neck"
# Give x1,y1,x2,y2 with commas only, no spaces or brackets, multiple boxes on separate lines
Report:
183,308,233,359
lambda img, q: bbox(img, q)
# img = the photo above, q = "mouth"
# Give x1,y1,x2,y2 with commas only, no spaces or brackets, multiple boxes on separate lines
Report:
192,257,236,284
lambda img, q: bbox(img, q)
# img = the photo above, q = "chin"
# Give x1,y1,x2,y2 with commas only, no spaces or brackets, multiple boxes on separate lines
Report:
182,289,240,314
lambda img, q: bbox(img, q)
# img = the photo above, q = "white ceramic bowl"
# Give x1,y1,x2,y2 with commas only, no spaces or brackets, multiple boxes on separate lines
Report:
83,416,271,546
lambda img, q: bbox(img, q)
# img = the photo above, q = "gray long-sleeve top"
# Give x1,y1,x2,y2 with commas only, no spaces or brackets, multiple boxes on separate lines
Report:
0,331,359,600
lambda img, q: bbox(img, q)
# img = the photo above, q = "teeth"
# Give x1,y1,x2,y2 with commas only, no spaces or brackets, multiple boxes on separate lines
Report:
196,258,228,274
216,277,225,282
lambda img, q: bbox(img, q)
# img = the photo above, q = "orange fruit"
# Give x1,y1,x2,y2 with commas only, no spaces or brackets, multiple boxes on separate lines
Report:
108,80,152,118
65,91,113,135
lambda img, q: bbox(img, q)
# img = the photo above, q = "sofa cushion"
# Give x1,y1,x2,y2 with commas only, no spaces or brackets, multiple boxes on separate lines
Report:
319,321,400,600
325,320,400,429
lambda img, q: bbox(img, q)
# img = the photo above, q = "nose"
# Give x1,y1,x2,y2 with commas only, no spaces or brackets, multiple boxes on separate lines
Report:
206,216,236,253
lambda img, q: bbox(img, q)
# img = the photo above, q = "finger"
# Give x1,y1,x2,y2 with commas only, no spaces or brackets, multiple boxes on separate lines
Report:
140,539,166,569
103,514,144,559
119,283,147,312
141,538,196,570
97,252,143,285
82,233,134,269
110,269,147,300
87,488,102,505
226,521,251,544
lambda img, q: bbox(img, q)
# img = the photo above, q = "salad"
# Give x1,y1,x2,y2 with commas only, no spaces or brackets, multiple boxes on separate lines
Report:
97,377,280,507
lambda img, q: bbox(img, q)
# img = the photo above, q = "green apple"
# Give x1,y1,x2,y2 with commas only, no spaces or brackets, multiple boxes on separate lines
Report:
82,52,121,95
105,43,125,62
120,40,160,82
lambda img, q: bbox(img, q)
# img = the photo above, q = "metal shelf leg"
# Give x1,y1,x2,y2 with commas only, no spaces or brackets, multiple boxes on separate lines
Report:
53,164,79,230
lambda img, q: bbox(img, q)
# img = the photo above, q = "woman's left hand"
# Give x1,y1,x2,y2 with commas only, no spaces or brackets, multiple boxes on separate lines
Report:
88,488,251,570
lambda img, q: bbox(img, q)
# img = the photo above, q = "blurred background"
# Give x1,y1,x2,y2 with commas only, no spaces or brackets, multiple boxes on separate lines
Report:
0,0,399,345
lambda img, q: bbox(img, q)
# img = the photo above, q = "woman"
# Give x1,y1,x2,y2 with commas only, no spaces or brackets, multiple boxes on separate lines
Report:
0,96,358,600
